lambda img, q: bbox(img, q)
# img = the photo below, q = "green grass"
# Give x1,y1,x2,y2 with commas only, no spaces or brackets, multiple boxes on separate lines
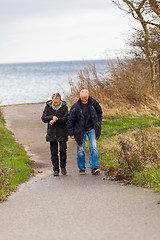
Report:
96,114,160,193
100,115,157,140
132,169,160,191
0,113,34,202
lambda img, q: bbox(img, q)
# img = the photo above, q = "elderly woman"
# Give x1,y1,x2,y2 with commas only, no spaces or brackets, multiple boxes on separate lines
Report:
42,93,68,176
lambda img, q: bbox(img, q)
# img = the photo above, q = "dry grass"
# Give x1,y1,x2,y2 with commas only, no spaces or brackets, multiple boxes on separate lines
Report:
66,58,160,116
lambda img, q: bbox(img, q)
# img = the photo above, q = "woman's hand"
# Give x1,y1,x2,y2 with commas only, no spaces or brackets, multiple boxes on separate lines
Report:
53,116,58,122
49,116,58,125
49,120,54,125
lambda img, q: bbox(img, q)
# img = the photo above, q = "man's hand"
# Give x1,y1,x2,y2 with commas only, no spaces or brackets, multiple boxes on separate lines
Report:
70,135,74,139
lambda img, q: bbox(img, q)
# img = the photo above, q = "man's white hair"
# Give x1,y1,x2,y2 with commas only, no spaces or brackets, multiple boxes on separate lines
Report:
80,89,89,97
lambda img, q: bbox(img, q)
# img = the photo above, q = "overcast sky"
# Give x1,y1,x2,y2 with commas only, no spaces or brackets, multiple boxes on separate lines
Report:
0,0,140,63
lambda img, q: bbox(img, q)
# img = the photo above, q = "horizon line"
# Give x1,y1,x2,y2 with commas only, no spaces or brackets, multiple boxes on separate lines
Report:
0,58,119,65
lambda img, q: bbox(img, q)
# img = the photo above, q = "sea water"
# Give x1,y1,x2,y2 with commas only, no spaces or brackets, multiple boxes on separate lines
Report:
0,60,107,106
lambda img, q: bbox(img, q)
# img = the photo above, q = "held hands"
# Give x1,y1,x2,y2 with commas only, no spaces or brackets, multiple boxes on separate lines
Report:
49,116,58,125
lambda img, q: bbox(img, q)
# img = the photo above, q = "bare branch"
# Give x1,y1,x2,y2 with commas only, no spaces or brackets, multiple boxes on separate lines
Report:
113,0,160,27
148,0,160,17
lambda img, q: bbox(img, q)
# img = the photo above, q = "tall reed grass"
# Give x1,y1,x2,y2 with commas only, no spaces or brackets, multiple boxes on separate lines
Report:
67,58,160,113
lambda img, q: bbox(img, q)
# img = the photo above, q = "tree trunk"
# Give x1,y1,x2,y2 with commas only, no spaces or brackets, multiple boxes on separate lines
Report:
158,54,160,89
135,7,156,91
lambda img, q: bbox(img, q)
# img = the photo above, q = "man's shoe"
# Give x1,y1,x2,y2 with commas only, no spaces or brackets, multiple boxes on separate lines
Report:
54,171,59,176
79,169,85,175
92,168,100,175
61,168,67,175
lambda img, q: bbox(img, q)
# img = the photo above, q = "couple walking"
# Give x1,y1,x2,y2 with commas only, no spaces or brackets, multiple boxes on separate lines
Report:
42,89,103,176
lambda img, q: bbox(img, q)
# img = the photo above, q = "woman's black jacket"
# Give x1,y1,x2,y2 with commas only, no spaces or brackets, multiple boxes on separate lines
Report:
42,100,68,142
67,96,103,145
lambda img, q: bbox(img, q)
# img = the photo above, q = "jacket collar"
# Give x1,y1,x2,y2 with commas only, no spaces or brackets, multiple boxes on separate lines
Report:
46,100,66,109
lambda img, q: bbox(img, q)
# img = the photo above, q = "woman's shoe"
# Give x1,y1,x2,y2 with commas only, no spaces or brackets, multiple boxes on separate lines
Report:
61,168,67,175
54,171,59,176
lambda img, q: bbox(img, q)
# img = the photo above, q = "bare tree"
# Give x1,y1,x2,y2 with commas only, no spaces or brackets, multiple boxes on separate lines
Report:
113,0,160,91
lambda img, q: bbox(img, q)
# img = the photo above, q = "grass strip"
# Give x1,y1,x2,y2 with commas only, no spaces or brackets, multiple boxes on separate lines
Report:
0,112,34,202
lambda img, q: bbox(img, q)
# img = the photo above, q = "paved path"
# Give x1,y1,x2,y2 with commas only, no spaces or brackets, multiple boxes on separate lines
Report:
0,104,160,240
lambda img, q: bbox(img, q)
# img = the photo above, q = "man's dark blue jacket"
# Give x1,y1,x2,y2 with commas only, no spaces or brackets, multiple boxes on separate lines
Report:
67,96,103,145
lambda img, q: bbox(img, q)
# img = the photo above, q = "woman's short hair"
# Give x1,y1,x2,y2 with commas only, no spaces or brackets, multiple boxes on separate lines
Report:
52,93,61,100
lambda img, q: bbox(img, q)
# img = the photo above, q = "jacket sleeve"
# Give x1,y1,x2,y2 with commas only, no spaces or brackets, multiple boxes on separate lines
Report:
67,106,77,136
56,106,68,124
94,100,103,124
41,105,53,123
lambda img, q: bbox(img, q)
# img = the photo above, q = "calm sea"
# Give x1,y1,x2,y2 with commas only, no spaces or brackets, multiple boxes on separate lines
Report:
0,60,107,106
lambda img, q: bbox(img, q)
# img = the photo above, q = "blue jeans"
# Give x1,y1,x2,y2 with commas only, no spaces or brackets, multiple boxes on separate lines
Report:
77,128,99,170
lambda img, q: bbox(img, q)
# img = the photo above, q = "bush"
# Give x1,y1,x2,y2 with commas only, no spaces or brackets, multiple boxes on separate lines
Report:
116,128,160,189
67,58,160,113
107,58,153,103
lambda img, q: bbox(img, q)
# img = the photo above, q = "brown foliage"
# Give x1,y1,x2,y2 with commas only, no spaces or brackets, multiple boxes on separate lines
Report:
67,58,160,112
118,129,160,174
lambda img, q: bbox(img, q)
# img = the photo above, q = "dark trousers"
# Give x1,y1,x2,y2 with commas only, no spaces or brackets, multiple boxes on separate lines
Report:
50,141,67,172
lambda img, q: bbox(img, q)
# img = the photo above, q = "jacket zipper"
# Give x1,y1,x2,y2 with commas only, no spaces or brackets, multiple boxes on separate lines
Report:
54,110,57,138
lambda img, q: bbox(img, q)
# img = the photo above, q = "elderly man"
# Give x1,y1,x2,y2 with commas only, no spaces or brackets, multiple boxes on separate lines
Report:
68,89,103,175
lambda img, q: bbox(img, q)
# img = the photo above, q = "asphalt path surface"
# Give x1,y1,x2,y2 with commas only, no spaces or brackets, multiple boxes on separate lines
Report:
0,103,160,240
